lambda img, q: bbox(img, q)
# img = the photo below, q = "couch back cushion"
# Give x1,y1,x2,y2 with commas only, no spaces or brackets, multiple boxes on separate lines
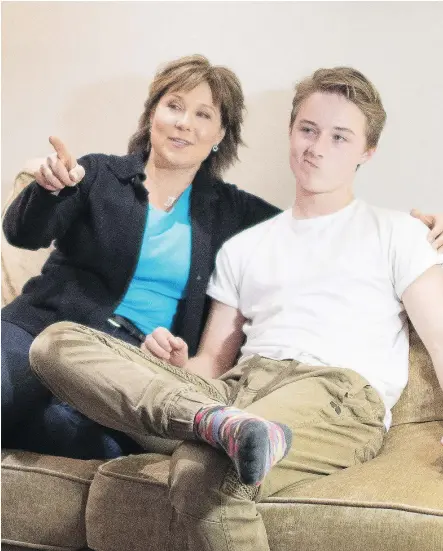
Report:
2,168,53,307
391,324,443,426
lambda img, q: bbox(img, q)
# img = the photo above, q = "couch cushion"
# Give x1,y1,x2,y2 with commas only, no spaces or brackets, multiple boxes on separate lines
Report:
2,167,54,307
86,421,443,551
1,450,103,550
391,325,443,426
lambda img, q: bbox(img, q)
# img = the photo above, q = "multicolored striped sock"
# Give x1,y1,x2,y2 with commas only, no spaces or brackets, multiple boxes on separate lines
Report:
194,405,292,486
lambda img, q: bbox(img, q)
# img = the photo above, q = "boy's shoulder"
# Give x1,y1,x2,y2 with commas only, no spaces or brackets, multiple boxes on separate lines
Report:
223,209,290,251
360,201,428,237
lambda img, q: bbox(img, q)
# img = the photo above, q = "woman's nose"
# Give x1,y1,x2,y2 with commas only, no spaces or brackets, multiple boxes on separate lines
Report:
175,111,192,130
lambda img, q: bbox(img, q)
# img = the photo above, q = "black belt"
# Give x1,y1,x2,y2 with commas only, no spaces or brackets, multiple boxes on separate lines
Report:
107,315,146,343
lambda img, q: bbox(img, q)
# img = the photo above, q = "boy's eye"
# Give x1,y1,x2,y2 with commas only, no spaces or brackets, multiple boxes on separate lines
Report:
197,111,211,119
333,134,347,142
301,126,315,134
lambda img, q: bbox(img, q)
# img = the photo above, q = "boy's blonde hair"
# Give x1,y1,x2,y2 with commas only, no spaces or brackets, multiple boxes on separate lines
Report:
290,67,387,148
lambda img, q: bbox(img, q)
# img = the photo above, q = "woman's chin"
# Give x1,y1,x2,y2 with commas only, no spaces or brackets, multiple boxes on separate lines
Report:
156,151,199,172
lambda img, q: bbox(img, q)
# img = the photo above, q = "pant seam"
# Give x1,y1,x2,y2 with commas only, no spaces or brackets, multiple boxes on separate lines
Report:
220,465,241,551
221,499,236,551
77,324,227,403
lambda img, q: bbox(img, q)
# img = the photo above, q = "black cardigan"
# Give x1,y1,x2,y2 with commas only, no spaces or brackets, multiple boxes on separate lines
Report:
2,152,281,355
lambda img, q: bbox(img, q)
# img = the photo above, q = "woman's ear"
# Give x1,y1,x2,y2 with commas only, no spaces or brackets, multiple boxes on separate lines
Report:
217,126,226,144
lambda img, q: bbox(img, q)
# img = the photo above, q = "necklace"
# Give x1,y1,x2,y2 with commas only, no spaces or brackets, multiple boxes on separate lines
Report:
164,196,177,209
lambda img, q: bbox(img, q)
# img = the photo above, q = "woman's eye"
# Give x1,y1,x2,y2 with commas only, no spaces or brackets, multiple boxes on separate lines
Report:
333,134,346,142
168,102,181,111
197,111,211,119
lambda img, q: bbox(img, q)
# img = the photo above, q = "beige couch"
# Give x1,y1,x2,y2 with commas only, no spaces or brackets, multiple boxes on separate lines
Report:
2,170,443,551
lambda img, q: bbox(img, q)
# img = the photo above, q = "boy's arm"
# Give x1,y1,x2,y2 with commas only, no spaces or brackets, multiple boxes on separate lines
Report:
185,300,246,379
142,299,246,379
402,265,443,390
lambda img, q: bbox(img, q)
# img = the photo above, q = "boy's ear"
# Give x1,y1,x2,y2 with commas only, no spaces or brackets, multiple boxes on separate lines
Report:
360,146,377,166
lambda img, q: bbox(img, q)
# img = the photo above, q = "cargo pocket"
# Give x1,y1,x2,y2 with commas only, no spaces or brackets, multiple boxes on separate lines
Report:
344,383,386,424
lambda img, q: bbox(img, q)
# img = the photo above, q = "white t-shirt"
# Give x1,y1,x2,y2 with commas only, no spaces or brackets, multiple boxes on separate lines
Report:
207,199,442,429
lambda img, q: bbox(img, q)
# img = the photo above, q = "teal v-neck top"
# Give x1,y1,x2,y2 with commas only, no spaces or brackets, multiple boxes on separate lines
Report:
114,185,192,334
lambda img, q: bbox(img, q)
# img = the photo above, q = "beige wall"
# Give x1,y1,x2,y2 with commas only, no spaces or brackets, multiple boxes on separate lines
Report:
2,1,443,211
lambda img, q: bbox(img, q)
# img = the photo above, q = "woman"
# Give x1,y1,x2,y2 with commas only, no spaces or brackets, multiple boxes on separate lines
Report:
2,55,442,459
2,55,280,457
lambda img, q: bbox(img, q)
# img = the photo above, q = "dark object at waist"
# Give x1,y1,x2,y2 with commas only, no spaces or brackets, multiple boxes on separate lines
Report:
107,315,146,343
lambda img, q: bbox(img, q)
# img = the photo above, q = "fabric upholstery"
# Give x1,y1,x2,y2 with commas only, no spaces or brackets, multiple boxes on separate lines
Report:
85,421,443,551
2,167,53,307
1,451,103,550
391,326,443,426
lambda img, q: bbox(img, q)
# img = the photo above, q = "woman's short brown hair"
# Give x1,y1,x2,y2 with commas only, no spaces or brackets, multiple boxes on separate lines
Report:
128,55,245,178
289,67,387,149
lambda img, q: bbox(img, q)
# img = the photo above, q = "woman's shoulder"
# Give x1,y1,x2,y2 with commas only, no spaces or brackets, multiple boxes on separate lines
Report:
74,152,147,193
208,177,277,207
77,151,144,173
208,177,282,226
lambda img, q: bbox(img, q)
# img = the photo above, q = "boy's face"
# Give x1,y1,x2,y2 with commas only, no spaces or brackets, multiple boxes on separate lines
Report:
289,92,375,196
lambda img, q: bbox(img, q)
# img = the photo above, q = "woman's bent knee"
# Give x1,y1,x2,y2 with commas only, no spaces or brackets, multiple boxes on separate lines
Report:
169,441,237,519
29,321,86,377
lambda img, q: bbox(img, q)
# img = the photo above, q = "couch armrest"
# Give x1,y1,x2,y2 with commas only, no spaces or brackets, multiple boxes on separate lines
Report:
273,421,443,515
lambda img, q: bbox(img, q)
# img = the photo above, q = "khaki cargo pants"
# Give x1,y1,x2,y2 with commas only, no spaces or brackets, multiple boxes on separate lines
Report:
30,321,386,551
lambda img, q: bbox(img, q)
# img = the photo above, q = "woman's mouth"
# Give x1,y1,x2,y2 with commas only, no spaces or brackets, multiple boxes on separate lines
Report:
169,137,192,148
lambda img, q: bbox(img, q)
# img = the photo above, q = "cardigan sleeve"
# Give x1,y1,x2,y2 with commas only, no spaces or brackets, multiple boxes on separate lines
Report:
2,154,98,250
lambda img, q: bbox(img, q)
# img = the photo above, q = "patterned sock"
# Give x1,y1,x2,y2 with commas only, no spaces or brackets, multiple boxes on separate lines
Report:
194,405,292,485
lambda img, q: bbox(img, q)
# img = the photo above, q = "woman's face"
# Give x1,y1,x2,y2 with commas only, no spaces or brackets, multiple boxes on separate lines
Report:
149,81,226,171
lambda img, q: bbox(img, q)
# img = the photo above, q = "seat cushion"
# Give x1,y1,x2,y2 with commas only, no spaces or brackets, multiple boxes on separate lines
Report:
86,421,443,551
1,450,103,550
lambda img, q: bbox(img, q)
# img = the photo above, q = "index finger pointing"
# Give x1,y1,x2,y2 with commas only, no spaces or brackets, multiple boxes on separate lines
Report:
49,136,75,171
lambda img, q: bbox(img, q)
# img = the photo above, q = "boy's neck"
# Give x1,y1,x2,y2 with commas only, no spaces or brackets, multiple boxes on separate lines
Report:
292,186,355,220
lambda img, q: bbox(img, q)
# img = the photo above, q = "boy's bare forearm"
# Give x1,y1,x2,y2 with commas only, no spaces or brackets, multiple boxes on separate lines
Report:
185,353,234,380
183,299,246,380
